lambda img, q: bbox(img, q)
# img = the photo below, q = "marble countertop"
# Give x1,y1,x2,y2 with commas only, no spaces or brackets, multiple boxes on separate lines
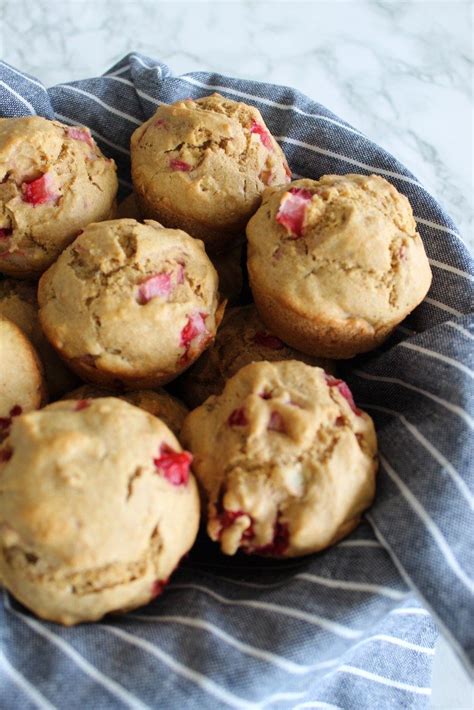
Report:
2,0,473,706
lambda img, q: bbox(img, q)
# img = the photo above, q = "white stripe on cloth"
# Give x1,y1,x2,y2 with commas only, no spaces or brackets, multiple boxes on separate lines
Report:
54,85,142,125
428,258,474,282
398,341,473,379
4,595,149,710
167,584,362,639
446,321,474,340
335,665,431,696
274,135,428,192
125,613,436,672
103,75,167,108
0,62,47,92
258,690,307,707
378,455,474,592
423,297,464,317
196,572,406,600
0,651,57,710
178,75,365,137
100,623,263,710
54,112,131,156
361,403,474,507
352,370,474,429
336,539,382,549
0,80,36,114
396,325,416,336
367,518,473,677
415,216,464,240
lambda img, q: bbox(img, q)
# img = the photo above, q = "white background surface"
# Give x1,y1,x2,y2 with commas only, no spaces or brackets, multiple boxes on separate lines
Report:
1,0,473,706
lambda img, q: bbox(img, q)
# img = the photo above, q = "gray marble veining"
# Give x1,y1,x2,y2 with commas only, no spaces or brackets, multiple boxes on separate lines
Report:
1,0,472,250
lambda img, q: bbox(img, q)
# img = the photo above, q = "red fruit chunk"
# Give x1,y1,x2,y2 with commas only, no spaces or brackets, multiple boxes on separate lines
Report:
0,228,12,240
151,578,169,598
170,159,192,172
0,447,12,463
0,418,10,431
154,443,192,486
250,120,273,151
154,119,167,128
67,126,94,146
276,187,313,238
21,173,58,206
259,391,272,400
227,408,248,427
325,374,361,416
136,272,172,304
74,399,91,411
176,262,185,285
180,312,208,350
268,411,286,433
253,521,289,557
9,405,22,417
253,331,285,350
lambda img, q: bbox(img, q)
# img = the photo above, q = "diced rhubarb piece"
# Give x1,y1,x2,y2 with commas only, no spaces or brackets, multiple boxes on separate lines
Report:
0,418,11,431
169,159,192,172
21,173,58,206
0,447,12,463
9,405,22,417
325,374,361,416
276,187,313,238
151,578,169,598
180,312,208,351
227,408,248,427
176,262,185,285
154,443,192,486
250,120,273,151
259,391,272,400
154,119,167,128
136,272,172,305
253,331,285,350
67,126,94,147
268,411,286,433
74,399,91,411
253,520,289,556
0,228,12,240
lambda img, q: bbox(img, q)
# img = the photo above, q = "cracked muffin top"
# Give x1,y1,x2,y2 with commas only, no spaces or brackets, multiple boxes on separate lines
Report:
177,304,335,408
181,360,377,558
0,279,78,398
0,116,118,277
130,93,291,252
63,385,189,437
0,397,199,624
246,174,432,358
38,218,224,389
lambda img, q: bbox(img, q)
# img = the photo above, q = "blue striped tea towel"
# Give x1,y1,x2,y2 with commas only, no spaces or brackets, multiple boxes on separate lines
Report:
0,53,472,710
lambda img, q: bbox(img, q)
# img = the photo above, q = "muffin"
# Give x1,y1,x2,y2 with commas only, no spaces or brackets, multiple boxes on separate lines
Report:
177,304,335,408
131,93,291,252
246,174,432,358
64,385,188,437
0,397,200,624
0,116,118,277
181,360,377,558
38,219,224,388
0,316,46,441
0,279,78,397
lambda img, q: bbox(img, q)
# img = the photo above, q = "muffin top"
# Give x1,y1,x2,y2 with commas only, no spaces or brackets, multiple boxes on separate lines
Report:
64,385,189,437
181,360,377,557
0,116,118,276
131,93,291,247
0,398,199,623
178,304,334,407
0,279,77,397
38,219,223,384
247,174,432,328
0,316,46,432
